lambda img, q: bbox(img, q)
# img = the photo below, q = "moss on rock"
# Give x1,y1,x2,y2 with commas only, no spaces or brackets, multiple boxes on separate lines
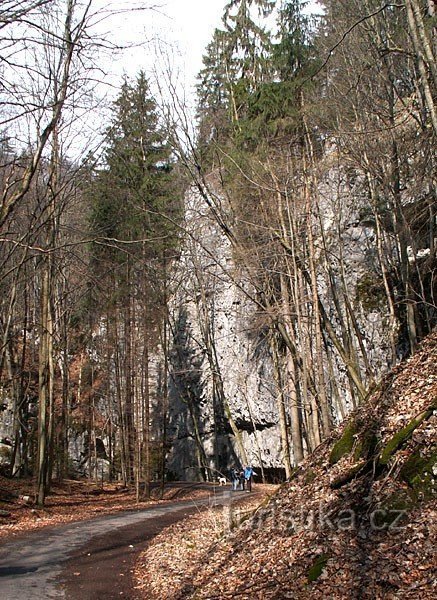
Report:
400,448,437,500
372,492,413,529
304,469,317,485
329,421,357,465
379,403,436,467
307,554,330,583
353,431,378,462
355,273,386,312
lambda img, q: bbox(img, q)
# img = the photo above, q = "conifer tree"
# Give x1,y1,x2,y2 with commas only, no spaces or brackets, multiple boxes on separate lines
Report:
241,0,318,144
88,73,179,488
222,0,275,125
196,0,275,145
197,28,233,149
274,0,316,80
95,72,176,264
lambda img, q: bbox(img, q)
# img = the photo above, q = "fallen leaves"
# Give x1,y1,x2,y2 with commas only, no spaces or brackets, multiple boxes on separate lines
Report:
134,332,436,599
0,480,213,540
133,486,278,600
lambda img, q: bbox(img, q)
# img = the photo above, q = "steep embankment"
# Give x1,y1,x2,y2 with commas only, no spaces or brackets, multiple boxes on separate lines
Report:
189,331,436,599
137,332,436,599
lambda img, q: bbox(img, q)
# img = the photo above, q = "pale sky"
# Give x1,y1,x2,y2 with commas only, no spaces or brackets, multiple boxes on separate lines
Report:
98,1,323,97
101,1,227,93
4,1,323,159
76,1,323,156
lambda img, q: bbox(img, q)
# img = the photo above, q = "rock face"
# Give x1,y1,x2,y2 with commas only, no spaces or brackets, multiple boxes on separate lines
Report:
182,331,437,600
0,393,13,460
1,161,430,483
0,441,12,468
166,190,283,481
316,162,400,376
165,164,403,480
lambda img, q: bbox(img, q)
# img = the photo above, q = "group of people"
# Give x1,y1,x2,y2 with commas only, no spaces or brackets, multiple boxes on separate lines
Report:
230,465,255,492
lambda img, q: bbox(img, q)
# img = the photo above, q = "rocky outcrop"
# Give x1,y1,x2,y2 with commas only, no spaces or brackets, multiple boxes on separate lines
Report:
165,161,408,481
166,190,283,480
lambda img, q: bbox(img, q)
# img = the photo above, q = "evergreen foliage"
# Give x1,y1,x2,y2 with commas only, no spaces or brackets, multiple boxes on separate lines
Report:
196,0,276,154
1,0,435,511
89,72,180,306
197,0,319,155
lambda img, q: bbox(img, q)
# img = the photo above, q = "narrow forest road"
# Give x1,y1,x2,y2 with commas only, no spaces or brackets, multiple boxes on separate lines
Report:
0,485,235,600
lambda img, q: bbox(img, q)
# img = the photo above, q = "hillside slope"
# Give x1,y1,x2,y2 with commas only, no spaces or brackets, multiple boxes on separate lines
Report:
179,331,436,599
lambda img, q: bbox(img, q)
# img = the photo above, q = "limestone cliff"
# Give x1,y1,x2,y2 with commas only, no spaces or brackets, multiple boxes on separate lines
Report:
165,162,401,480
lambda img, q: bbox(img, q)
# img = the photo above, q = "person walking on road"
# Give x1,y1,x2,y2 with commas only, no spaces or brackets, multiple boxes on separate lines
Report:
244,465,256,492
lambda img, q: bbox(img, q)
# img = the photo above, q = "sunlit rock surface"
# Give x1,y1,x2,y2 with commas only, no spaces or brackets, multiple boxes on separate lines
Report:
165,174,395,480
166,189,283,480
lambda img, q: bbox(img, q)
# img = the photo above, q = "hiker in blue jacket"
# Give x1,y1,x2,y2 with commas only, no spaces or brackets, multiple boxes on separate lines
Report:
244,465,255,492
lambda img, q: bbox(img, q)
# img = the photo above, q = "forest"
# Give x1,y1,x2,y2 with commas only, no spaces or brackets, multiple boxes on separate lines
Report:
0,0,435,514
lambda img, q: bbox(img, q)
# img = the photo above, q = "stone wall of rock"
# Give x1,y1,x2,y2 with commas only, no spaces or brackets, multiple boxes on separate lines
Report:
166,190,283,481
165,166,398,480
1,158,415,483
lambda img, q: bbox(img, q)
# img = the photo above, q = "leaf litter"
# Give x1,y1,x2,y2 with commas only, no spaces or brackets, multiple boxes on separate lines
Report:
134,332,436,599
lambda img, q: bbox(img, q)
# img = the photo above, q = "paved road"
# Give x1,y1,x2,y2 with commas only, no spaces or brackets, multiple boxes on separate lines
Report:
0,487,236,600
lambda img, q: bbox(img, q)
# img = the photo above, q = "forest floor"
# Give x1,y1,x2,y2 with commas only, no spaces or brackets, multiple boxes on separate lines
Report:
133,485,278,599
1,334,436,599
0,479,276,600
0,478,216,541
134,331,437,600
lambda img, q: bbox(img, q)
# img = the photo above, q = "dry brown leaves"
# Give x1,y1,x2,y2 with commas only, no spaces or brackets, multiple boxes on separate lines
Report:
135,332,436,599
0,479,212,541
133,485,278,600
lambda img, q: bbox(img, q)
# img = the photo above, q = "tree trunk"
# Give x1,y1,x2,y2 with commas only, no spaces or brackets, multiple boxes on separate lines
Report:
280,273,304,464
270,334,293,478
405,0,437,135
36,265,54,506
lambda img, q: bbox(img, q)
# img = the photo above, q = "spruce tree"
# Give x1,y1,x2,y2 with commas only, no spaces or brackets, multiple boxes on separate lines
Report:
196,28,233,150
222,0,275,124
274,0,316,80
87,73,179,486
196,0,276,154
89,72,179,288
